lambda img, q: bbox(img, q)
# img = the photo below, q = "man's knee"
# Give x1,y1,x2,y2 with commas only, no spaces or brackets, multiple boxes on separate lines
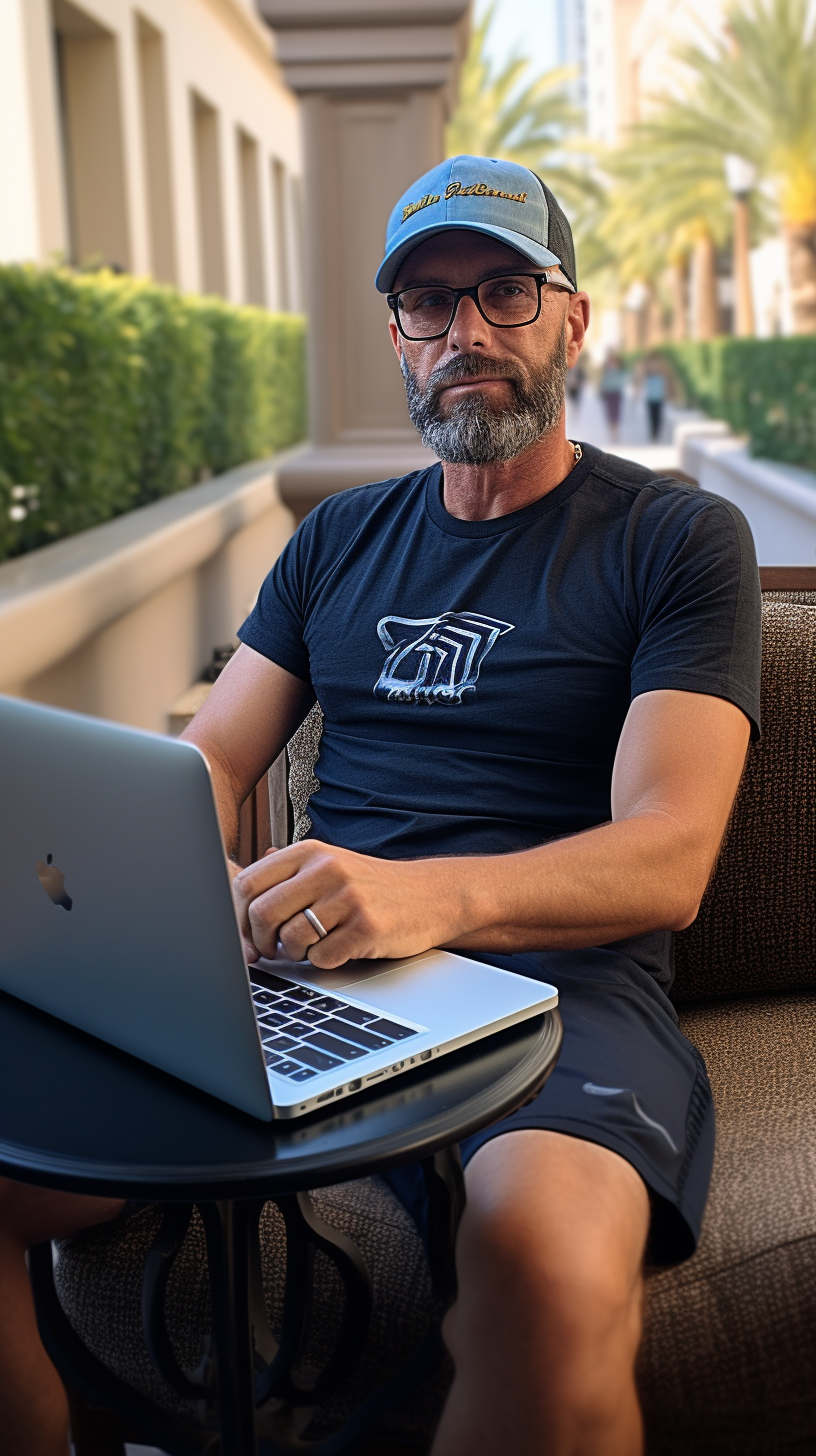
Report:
448,1130,649,1367
0,1177,124,1246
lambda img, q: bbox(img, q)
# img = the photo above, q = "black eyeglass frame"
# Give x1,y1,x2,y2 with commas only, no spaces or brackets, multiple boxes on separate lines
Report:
386,272,574,342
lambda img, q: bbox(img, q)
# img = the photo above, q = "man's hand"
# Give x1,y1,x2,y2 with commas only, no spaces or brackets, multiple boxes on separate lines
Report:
232,841,468,967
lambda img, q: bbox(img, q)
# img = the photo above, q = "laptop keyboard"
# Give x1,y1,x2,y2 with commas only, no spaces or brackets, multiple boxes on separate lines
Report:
250,973,419,1083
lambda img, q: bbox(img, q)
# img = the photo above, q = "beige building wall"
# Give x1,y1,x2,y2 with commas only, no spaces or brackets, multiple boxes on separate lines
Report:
629,0,727,113
0,0,302,309
0,459,295,733
583,0,728,143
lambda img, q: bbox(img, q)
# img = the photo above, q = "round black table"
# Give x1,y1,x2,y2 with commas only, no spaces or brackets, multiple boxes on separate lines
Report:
0,989,562,1455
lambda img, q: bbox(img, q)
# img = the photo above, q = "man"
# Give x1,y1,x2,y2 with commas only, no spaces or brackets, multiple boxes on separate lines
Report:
0,157,760,1456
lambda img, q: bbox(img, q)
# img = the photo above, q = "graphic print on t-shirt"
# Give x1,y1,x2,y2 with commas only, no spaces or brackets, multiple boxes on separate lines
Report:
374,610,514,704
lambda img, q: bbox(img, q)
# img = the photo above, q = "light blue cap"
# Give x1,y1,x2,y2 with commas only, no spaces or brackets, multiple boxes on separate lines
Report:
375,155,574,293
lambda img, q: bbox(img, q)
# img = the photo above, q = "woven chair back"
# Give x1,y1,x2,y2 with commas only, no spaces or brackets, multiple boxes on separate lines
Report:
673,596,816,1003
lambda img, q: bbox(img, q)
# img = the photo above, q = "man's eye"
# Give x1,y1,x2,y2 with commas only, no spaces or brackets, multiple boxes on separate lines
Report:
412,291,450,310
487,281,525,299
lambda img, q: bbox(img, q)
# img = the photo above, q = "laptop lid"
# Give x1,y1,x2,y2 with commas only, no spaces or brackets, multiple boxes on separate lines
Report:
0,695,273,1121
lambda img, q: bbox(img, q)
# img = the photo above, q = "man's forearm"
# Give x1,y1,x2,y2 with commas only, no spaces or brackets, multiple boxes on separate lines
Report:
184,736,242,864
229,691,747,967
438,810,711,954
233,807,717,967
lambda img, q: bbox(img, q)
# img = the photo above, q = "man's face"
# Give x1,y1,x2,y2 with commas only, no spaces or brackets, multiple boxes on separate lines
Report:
389,231,589,465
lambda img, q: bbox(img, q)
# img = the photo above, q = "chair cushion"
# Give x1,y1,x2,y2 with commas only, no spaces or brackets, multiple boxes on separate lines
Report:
673,600,816,1004
287,701,324,842
639,993,816,1453
55,1175,449,1443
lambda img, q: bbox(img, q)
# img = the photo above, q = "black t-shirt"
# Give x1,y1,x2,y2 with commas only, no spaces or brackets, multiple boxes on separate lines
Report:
238,444,761,986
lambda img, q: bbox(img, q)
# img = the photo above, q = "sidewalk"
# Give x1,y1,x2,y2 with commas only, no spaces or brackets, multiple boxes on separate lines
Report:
566,385,681,474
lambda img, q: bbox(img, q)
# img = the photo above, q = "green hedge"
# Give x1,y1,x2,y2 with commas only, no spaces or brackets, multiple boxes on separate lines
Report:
657,336,816,473
0,266,306,563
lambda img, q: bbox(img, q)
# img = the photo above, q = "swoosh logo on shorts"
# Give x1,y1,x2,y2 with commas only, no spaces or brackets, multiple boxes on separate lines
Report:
582,1082,679,1154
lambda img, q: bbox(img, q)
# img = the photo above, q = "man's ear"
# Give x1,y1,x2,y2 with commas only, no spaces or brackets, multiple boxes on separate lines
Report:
389,316,403,360
565,292,590,367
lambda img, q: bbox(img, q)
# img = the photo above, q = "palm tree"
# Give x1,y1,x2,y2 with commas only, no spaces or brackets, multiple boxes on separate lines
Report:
640,0,816,334
595,120,761,340
446,5,587,211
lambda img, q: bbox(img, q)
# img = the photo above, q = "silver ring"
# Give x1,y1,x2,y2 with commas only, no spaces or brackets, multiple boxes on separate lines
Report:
303,907,328,939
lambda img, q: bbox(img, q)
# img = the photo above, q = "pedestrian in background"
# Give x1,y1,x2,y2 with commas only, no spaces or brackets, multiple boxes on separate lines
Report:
566,358,586,410
643,353,668,442
599,351,626,442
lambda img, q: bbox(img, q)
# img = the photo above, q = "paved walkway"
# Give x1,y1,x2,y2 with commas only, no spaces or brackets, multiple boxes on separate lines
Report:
566,385,680,474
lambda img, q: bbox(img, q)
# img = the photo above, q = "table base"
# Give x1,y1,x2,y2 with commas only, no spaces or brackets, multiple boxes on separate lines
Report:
31,1148,465,1455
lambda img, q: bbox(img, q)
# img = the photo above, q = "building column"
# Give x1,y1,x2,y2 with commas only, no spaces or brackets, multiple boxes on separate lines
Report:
0,0,66,265
258,0,471,518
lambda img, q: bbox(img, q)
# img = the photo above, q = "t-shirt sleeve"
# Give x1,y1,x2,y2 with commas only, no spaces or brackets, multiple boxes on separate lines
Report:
629,493,762,737
237,522,312,682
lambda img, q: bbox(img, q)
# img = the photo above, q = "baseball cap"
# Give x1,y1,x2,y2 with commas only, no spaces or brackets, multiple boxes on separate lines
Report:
375,155,577,294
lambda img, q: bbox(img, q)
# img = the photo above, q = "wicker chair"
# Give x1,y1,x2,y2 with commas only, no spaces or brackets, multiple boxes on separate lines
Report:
40,583,816,1455
638,586,816,1454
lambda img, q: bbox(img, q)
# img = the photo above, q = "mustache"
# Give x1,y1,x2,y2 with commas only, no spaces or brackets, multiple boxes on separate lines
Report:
423,354,527,399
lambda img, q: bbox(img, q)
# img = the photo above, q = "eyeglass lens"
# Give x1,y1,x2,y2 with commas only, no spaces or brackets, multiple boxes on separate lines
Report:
396,275,541,338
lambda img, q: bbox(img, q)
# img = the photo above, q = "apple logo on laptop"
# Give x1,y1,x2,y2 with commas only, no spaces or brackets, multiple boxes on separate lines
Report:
36,854,72,911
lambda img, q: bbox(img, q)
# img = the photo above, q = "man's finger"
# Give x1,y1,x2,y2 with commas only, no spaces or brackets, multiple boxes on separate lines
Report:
278,909,331,963
232,845,301,945
243,936,261,964
240,863,342,951
304,919,368,971
235,842,313,894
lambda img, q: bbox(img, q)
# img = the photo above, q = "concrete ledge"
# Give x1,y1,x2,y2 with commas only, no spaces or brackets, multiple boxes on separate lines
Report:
679,424,816,566
278,441,437,520
0,450,300,692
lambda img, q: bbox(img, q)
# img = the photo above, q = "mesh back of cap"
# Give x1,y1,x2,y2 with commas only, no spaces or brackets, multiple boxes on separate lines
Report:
536,177,577,289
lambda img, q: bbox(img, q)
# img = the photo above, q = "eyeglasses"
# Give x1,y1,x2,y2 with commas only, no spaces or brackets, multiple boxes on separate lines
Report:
387,271,574,342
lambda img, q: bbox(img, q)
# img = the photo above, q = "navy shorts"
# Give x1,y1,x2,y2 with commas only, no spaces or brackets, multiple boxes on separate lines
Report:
381,945,714,1266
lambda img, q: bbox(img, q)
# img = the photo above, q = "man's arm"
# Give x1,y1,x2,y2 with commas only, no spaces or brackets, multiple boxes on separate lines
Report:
231,688,750,966
180,644,313,868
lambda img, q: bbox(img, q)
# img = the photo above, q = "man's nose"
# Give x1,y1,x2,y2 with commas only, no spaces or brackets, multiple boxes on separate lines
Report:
446,292,490,351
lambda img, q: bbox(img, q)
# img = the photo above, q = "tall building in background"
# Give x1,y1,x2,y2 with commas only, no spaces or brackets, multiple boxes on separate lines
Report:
581,0,729,145
583,0,615,142
555,0,587,115
583,0,645,144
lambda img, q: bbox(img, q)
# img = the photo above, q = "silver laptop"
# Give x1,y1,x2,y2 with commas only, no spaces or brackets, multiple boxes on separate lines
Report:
0,695,557,1121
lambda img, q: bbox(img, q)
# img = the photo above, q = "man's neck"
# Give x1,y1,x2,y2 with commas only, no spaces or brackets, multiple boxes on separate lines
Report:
441,416,578,521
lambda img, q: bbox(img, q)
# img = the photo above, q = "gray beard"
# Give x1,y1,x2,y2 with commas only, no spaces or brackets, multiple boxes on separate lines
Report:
401,325,568,465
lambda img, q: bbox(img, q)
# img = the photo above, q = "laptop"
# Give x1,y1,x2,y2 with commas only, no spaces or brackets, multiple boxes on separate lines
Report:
0,695,558,1121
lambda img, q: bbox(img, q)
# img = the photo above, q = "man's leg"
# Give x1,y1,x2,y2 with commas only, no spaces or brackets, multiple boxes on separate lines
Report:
0,1177,124,1456
433,1130,650,1456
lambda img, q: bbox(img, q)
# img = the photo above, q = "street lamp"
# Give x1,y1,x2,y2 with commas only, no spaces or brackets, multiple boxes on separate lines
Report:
725,153,758,337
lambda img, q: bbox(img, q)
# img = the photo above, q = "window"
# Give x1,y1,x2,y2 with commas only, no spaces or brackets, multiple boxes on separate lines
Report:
52,0,130,270
271,156,290,311
191,91,226,295
238,130,265,305
135,14,176,283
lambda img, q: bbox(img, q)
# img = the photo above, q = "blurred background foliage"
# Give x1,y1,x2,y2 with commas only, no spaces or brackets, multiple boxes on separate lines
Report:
446,0,816,466
656,338,816,466
446,3,595,212
0,267,305,564
449,0,816,336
